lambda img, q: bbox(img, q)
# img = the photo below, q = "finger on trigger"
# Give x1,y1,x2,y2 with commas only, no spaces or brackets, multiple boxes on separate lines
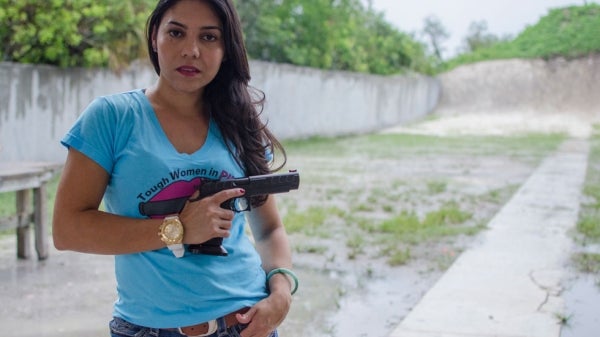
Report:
214,187,246,206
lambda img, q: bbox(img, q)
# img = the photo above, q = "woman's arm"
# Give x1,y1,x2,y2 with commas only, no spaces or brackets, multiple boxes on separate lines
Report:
52,148,244,255
248,196,292,272
52,148,165,254
236,195,294,336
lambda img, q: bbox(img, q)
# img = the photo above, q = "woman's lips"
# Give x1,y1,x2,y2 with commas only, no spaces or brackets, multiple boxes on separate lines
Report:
177,66,200,76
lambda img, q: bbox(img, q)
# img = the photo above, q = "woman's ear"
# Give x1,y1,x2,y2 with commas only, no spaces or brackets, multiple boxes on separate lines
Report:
151,28,158,52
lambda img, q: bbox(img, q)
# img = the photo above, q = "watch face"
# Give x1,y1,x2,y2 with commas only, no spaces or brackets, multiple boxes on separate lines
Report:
164,222,181,239
161,217,183,244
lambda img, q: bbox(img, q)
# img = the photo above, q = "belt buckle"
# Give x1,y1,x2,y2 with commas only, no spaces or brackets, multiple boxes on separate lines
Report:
178,319,217,337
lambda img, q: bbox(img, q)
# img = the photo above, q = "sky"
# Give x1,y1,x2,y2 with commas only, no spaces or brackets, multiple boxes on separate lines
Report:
368,0,597,58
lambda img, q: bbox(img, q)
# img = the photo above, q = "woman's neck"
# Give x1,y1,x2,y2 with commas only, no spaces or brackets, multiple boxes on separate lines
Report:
145,82,205,118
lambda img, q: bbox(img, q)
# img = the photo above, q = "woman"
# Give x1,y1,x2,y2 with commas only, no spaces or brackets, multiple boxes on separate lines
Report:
52,1,295,336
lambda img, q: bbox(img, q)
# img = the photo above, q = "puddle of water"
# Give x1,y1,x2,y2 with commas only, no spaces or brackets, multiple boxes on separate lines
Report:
327,273,433,337
561,274,600,337
278,267,341,335
279,261,442,337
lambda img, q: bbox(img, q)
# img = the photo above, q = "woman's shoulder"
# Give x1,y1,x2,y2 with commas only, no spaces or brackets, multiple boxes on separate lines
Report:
94,89,146,108
77,89,150,134
85,89,150,118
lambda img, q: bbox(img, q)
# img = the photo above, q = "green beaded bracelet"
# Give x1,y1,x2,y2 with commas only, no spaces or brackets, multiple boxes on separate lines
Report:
266,268,299,295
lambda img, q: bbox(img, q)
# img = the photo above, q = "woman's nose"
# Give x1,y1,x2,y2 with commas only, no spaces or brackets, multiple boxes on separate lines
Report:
182,40,200,58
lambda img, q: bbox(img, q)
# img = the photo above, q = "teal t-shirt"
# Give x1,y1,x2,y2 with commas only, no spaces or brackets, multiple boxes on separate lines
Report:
61,89,268,328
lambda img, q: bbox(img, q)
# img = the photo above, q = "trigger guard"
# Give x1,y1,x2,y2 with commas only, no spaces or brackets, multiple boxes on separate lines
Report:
232,197,250,212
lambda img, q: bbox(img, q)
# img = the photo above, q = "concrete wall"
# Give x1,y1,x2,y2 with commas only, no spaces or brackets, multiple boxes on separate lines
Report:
435,54,600,121
0,60,440,163
251,61,440,138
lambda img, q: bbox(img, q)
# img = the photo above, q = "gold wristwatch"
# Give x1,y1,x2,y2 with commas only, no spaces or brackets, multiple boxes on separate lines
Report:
158,215,184,258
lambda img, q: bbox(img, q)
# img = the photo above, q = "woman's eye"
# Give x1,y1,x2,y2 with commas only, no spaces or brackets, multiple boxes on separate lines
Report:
202,34,218,42
168,30,183,38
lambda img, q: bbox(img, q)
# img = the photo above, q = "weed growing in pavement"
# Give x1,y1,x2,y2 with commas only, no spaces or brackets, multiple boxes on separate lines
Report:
554,312,573,327
577,214,600,241
572,252,600,274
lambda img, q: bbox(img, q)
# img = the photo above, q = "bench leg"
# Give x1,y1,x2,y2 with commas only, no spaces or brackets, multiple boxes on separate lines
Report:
16,190,32,259
34,185,49,260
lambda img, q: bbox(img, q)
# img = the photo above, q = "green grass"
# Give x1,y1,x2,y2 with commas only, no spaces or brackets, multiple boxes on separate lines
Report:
0,192,16,217
374,204,478,244
283,205,345,237
346,234,365,260
573,124,600,279
443,4,600,71
285,132,565,162
577,124,600,245
427,180,448,194
386,247,412,266
572,252,600,274
577,213,600,241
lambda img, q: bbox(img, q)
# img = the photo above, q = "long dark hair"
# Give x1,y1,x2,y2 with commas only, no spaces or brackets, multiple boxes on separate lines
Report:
146,0,287,206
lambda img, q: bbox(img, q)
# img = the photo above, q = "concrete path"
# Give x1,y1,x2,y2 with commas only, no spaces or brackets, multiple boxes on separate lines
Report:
389,138,590,337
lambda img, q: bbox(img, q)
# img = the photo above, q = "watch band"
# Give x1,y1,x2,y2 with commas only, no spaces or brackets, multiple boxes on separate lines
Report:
168,243,185,258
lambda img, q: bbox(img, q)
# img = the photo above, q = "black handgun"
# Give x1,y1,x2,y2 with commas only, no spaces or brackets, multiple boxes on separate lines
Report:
188,170,300,256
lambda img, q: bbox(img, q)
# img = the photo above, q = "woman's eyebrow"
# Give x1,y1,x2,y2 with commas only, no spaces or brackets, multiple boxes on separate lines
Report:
166,20,187,29
166,20,222,31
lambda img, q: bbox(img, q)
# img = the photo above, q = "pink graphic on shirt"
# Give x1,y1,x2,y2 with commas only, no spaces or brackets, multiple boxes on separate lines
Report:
138,178,202,219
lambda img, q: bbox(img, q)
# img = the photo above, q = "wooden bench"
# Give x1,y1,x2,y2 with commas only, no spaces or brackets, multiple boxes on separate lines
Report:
0,162,62,260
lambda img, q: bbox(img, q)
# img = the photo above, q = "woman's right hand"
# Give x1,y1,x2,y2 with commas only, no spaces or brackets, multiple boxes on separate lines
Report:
178,188,246,244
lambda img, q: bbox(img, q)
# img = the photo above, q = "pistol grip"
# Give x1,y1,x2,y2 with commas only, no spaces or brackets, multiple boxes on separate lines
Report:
188,238,228,256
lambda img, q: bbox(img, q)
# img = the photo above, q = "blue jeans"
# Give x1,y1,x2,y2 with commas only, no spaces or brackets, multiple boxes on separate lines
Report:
109,317,279,337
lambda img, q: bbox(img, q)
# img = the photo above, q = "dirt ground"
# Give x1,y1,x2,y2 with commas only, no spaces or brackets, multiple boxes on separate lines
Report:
277,112,597,337
0,113,597,337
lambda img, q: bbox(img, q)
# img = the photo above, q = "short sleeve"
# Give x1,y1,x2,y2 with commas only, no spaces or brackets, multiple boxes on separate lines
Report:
61,97,117,174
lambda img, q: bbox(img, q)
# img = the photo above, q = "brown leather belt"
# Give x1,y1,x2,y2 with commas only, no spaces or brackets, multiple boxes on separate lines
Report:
168,307,249,337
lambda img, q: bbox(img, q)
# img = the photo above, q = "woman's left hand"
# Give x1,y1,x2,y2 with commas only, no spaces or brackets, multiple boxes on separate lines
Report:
235,290,292,337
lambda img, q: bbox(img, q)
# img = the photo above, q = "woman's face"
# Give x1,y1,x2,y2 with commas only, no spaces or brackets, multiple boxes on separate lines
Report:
152,0,225,96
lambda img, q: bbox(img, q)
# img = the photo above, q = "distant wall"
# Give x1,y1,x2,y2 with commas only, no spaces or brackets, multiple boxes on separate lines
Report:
0,61,440,163
435,54,600,120
250,61,440,139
